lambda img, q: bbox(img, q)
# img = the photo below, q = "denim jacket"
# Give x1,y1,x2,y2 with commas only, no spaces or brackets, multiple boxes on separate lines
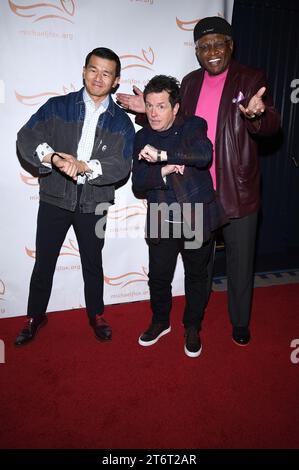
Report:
17,88,135,213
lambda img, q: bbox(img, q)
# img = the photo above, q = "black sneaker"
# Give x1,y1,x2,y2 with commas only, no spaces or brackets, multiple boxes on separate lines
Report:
138,323,171,346
232,326,250,346
184,326,202,358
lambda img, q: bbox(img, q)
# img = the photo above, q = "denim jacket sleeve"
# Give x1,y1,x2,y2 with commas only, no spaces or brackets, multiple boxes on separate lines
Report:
17,100,55,175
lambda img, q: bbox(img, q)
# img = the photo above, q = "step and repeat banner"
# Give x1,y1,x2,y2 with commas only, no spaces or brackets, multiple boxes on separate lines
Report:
0,0,231,318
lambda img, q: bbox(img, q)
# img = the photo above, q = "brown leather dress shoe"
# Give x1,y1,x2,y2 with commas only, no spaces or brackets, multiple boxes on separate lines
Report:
89,315,112,341
14,315,48,347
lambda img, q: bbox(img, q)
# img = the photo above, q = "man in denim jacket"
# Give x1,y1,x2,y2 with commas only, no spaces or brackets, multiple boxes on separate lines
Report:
15,47,135,346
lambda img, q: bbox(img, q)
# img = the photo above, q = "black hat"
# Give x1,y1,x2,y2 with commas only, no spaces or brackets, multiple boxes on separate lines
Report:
193,16,232,43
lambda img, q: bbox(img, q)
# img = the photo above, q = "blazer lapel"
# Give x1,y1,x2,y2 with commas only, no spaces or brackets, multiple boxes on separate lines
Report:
184,69,204,116
215,60,239,142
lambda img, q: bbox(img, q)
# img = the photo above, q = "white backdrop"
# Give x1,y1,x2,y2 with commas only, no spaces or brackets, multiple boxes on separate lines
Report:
0,0,232,318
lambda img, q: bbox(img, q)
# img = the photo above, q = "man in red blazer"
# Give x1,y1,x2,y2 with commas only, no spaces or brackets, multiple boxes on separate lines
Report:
117,17,280,346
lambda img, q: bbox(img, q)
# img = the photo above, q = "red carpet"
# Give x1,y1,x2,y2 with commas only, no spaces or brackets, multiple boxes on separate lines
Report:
0,284,298,449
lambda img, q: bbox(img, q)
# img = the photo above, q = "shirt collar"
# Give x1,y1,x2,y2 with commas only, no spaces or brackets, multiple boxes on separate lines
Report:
83,88,110,112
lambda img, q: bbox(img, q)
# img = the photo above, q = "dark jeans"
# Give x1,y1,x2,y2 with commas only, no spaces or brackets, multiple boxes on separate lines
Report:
27,194,106,319
147,232,213,330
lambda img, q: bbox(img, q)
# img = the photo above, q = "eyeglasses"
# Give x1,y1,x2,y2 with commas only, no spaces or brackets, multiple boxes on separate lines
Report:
195,39,231,54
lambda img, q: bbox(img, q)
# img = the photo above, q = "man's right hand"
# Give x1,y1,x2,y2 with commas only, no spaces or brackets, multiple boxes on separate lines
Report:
116,85,145,113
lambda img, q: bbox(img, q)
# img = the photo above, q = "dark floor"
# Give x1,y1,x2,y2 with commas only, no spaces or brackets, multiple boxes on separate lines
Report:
214,246,299,277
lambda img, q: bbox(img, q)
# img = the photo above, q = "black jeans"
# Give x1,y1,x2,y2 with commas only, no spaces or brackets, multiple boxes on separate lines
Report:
147,232,213,330
27,194,106,319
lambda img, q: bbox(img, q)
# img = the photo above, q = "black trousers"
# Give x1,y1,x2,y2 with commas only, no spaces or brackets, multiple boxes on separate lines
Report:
27,196,106,319
207,212,258,328
148,233,213,331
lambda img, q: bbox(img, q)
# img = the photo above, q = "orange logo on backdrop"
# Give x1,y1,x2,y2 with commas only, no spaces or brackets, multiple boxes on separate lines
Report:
15,84,76,107
8,0,75,23
26,238,79,259
176,13,223,31
120,47,154,71
176,17,199,32
20,173,38,186
26,238,149,288
104,267,148,288
0,280,5,300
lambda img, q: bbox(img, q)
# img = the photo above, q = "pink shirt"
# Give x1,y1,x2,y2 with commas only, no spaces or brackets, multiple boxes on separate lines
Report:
195,69,228,189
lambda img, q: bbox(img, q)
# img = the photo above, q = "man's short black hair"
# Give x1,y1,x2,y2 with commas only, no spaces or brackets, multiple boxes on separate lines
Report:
143,75,180,108
85,47,121,77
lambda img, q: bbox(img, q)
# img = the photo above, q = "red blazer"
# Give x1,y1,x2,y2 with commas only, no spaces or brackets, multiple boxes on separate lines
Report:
180,59,280,218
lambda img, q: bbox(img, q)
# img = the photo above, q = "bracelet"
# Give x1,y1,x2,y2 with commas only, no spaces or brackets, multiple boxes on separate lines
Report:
157,149,162,162
50,152,63,166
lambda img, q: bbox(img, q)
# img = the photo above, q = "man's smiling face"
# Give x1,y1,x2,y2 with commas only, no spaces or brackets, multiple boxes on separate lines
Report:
195,33,233,75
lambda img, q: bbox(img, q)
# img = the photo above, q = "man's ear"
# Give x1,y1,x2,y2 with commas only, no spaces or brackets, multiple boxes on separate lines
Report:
174,102,180,116
111,76,120,94
113,76,120,89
